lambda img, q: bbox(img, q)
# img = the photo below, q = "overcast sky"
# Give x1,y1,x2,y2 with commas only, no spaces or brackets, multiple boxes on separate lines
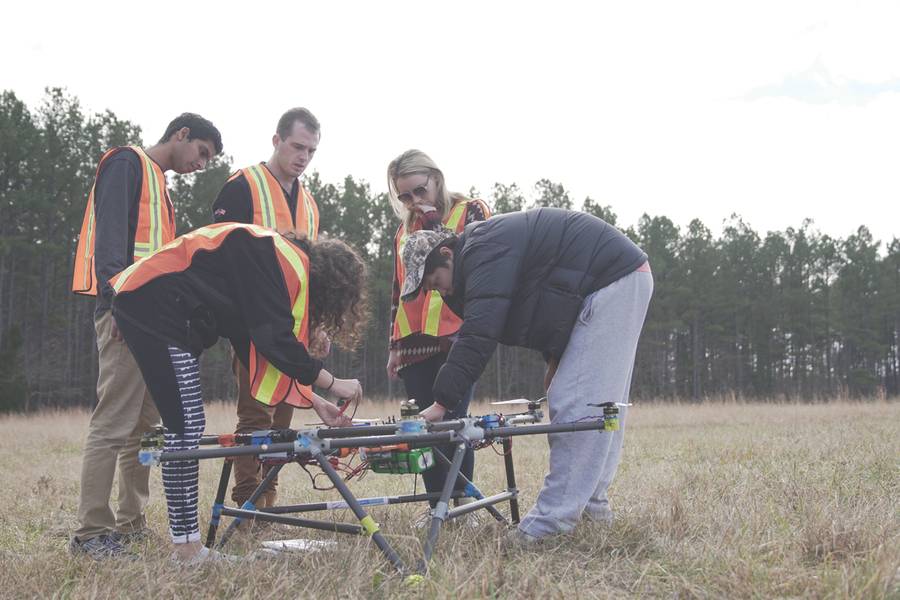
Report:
3,0,899,245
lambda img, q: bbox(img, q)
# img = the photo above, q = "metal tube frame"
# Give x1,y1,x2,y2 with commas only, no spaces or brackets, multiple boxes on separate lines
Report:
180,416,610,574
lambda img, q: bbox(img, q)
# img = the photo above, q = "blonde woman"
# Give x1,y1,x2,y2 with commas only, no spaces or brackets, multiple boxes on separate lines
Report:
386,150,490,506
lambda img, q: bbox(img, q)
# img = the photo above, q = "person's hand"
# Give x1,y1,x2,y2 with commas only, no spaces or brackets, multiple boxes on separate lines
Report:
311,395,352,427
419,403,447,422
111,316,124,342
309,327,332,359
386,350,402,380
544,357,559,391
329,377,362,404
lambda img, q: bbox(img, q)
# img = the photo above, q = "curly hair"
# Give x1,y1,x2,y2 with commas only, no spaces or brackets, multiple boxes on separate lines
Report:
285,233,368,349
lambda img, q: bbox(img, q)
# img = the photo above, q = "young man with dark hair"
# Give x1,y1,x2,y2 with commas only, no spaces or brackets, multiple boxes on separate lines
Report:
400,207,654,543
70,112,223,559
210,107,323,511
158,112,224,155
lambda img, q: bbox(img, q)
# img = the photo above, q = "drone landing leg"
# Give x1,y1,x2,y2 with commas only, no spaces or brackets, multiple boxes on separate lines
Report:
432,447,508,524
216,463,283,549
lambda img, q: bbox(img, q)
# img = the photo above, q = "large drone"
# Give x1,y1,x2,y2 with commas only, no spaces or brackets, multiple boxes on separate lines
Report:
139,398,622,579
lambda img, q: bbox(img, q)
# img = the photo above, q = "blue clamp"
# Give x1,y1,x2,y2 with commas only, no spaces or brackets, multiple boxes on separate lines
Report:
463,482,485,500
138,450,159,467
480,414,501,429
210,502,224,526
399,420,426,434
251,431,273,446
234,500,257,525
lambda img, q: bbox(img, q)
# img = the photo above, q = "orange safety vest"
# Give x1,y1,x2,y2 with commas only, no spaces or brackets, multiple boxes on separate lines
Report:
228,164,319,239
391,199,490,341
110,223,314,408
72,146,175,295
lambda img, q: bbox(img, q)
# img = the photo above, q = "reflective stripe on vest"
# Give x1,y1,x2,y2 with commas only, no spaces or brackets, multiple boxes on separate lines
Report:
111,223,313,408
72,146,174,295
241,164,319,240
249,233,312,408
391,200,475,341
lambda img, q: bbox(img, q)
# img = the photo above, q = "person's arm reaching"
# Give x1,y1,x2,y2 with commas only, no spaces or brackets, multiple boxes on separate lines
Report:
428,238,525,417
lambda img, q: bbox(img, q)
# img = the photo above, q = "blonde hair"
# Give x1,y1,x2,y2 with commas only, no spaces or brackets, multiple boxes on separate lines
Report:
387,149,470,230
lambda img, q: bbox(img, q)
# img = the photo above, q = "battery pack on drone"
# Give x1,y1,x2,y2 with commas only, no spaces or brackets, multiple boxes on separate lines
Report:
603,405,619,431
369,448,435,475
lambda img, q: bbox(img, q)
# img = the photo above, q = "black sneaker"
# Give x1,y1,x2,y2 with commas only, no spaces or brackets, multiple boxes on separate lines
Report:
110,529,152,545
69,534,131,560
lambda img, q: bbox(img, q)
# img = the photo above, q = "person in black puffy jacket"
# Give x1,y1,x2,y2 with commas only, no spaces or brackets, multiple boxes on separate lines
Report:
400,207,654,542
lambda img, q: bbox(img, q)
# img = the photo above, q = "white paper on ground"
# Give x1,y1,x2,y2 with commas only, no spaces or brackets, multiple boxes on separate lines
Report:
259,538,337,553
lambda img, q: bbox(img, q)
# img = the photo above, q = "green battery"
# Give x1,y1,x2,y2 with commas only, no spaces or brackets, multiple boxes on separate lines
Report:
370,448,435,475
140,426,166,449
603,405,619,431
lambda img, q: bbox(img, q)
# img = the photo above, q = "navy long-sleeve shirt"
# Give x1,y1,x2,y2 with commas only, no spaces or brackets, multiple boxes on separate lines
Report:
92,149,145,317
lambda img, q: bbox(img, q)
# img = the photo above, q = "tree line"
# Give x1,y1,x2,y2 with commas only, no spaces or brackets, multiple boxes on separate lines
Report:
1,88,898,411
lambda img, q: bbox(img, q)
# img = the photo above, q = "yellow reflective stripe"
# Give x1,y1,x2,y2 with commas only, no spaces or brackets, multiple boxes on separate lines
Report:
445,201,467,230
360,515,380,536
307,192,316,238
241,222,276,238
247,166,276,229
184,223,245,241
81,194,96,288
301,187,316,239
113,224,245,292
271,236,308,337
395,304,412,337
149,160,162,250
111,258,140,293
393,227,415,337
255,358,283,403
133,242,152,258
136,149,163,252
423,291,444,336
255,230,308,403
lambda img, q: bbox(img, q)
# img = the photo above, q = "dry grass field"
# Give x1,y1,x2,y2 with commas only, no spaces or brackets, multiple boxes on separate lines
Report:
0,400,897,599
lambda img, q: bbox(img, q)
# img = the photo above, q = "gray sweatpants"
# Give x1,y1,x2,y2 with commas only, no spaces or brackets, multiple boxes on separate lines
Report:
519,267,653,538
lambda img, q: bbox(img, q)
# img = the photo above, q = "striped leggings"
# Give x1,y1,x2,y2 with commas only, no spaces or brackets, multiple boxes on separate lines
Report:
162,346,206,543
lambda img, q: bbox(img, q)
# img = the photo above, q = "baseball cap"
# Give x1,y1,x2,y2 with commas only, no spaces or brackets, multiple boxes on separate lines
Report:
400,228,456,300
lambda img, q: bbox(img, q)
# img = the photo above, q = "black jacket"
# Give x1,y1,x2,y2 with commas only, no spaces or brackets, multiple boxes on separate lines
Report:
112,228,323,385
434,208,647,411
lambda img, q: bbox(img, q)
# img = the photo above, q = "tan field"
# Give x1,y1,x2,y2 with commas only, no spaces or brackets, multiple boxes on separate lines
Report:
0,400,897,599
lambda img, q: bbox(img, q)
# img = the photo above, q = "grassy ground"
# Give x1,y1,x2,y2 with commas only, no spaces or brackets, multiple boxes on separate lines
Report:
0,400,897,599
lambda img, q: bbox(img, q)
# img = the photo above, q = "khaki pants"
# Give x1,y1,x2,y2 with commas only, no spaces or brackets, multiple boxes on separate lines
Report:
230,356,294,507
75,311,161,541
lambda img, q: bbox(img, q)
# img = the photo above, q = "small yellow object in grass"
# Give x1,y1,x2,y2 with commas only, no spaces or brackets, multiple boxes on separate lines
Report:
372,571,385,588
404,574,425,587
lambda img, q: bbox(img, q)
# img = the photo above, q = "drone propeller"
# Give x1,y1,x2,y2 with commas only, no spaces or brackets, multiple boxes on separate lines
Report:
490,397,546,406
